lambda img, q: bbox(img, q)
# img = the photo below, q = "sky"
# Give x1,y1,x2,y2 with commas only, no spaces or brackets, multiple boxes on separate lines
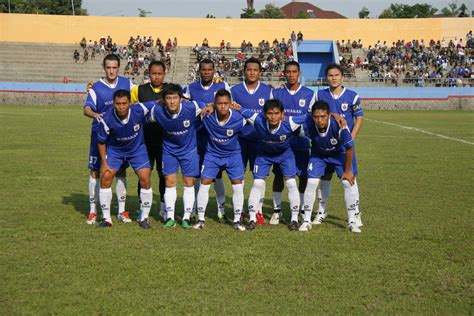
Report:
81,0,472,19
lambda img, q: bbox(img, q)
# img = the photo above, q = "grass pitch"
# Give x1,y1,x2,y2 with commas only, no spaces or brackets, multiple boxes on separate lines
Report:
0,106,473,314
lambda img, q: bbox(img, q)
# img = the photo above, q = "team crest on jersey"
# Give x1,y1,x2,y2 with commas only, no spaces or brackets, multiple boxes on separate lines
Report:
341,102,349,111
183,120,190,127
227,129,234,137
133,124,140,132
258,98,265,106
280,135,287,141
299,99,306,107
330,138,338,145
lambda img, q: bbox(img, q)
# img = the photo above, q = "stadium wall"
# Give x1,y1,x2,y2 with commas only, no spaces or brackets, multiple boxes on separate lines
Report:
1,82,473,110
0,14,472,46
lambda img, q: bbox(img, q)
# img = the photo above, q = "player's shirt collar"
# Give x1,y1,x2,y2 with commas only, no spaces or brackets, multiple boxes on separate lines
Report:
215,109,233,126
329,87,346,100
200,81,214,91
100,77,119,89
285,83,302,95
149,83,163,93
114,108,131,125
315,118,331,137
243,81,260,95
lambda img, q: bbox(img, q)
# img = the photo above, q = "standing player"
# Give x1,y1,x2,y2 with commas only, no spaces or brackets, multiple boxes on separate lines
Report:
130,60,168,220
314,64,363,226
193,89,246,231
96,90,153,229
240,99,305,231
83,54,134,225
148,84,211,229
270,61,315,225
231,57,273,224
183,59,231,222
300,101,361,233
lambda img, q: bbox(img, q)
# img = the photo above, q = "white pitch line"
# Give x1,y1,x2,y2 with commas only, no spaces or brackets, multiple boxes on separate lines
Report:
365,118,474,146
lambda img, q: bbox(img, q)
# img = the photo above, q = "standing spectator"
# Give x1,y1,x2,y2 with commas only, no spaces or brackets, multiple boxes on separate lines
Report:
297,31,303,45
290,31,296,42
219,40,225,52
172,37,178,51
83,49,89,63
80,37,87,49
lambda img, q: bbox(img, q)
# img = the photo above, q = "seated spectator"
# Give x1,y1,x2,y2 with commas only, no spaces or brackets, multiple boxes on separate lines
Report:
73,49,80,63
80,37,86,49
297,31,303,45
165,38,173,52
83,49,89,63
220,40,225,52
202,38,209,48
226,41,232,51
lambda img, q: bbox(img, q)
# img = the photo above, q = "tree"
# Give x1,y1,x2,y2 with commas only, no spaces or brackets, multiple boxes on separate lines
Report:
138,8,151,17
359,6,370,19
458,4,469,16
294,10,309,19
205,14,216,18
1,0,87,15
258,3,284,19
378,3,437,18
441,2,469,17
240,7,257,18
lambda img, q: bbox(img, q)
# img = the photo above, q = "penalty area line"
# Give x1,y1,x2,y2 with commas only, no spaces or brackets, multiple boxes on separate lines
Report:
365,118,474,146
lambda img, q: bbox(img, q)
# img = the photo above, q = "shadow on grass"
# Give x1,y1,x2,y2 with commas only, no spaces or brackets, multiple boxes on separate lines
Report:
62,192,145,221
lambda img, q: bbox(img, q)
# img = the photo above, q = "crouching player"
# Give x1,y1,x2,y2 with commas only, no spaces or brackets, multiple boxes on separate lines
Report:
193,89,246,231
148,84,211,229
300,101,362,233
96,90,153,229
240,99,305,231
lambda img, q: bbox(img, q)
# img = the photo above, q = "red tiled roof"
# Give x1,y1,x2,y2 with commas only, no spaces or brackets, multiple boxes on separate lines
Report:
281,1,346,19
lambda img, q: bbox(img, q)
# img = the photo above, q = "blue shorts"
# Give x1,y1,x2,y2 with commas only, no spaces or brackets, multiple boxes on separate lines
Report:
239,138,258,171
322,147,358,177
162,149,199,177
253,150,296,180
201,153,244,181
273,148,309,177
308,153,358,179
106,144,150,171
88,130,101,170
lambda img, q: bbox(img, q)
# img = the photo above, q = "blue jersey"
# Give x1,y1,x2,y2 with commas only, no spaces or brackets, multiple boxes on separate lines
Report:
97,103,152,155
304,116,354,157
242,110,305,155
183,81,231,103
150,100,205,156
85,76,134,130
272,84,315,150
231,81,273,141
316,87,363,131
202,109,246,157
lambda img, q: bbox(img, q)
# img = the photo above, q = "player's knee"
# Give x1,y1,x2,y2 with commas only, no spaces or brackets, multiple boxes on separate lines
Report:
253,179,265,190
201,178,213,185
183,177,195,187
341,180,351,189
306,178,320,190
139,178,151,190
100,173,113,188
284,178,297,189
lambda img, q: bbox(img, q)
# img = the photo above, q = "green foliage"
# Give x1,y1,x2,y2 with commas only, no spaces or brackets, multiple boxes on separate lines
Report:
359,6,370,19
138,8,151,17
294,10,309,19
258,3,285,19
440,2,469,17
205,13,216,18
0,0,87,15
0,106,473,314
240,7,256,18
379,3,438,18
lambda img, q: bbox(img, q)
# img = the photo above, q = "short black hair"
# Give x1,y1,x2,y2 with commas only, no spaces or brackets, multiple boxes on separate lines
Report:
326,63,343,76
148,60,166,72
199,59,215,70
113,89,130,101
162,83,183,98
244,57,262,71
284,60,300,72
311,100,330,114
263,99,284,113
214,88,231,102
103,54,120,67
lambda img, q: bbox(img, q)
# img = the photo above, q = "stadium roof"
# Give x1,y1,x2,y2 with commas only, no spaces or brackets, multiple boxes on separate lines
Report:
281,1,347,19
